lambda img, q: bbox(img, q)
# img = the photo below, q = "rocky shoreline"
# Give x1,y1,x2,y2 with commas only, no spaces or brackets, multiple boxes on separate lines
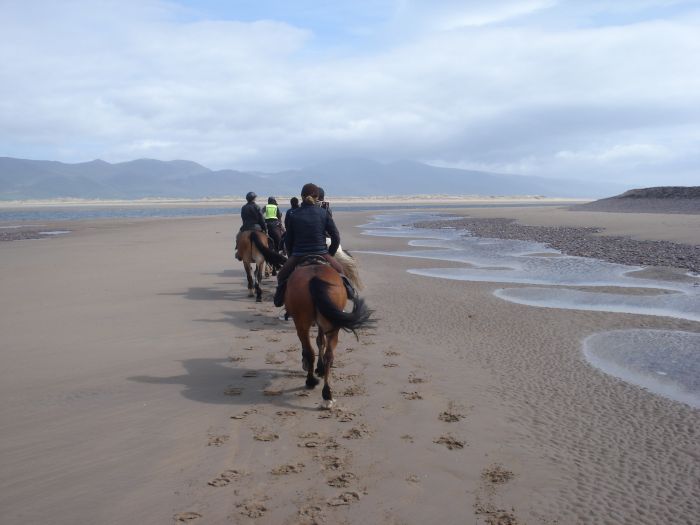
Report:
569,186,700,214
415,217,700,275
0,230,43,241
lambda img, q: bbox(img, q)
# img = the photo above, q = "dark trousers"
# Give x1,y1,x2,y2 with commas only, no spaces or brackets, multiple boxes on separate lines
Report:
266,220,283,252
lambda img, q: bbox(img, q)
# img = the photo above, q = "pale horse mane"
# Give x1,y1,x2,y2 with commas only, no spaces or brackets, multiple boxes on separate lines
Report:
327,239,364,291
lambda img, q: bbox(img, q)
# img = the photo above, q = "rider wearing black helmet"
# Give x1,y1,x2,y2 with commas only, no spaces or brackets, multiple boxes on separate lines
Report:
235,191,267,260
240,192,266,233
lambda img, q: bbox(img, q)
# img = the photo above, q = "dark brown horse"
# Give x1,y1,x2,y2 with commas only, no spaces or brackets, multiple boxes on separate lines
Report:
235,230,287,302
284,259,374,408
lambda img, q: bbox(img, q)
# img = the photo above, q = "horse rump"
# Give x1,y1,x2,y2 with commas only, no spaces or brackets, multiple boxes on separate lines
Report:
308,276,374,337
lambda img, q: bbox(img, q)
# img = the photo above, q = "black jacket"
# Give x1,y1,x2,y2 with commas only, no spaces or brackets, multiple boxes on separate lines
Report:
284,207,297,230
285,202,339,256
240,202,266,232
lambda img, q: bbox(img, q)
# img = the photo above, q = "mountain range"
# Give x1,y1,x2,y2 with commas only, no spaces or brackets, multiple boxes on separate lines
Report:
0,156,629,200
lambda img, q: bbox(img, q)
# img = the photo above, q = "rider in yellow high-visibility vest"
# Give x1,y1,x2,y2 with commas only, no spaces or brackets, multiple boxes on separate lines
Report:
264,197,284,253
264,202,278,220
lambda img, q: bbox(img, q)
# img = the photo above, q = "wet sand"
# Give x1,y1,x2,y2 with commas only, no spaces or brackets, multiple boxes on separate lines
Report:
0,207,698,524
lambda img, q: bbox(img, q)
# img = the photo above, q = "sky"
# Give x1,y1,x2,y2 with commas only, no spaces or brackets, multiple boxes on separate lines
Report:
1,0,699,186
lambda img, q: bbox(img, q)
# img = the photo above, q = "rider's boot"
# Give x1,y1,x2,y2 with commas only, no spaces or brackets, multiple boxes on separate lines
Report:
341,275,357,301
273,280,287,307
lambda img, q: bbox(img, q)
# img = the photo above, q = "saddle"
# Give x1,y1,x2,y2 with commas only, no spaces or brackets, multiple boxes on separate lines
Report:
297,254,330,267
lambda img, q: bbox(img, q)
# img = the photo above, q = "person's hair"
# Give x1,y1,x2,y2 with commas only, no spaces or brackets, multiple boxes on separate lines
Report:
290,197,299,208
300,183,319,205
268,196,277,205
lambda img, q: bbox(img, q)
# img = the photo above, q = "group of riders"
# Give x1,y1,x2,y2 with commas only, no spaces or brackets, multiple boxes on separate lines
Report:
236,182,357,308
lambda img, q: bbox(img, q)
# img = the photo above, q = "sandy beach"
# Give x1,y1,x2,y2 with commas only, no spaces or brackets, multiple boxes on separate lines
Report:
1,206,698,524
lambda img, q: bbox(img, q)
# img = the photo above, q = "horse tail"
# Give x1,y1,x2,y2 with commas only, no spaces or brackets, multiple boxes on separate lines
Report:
251,231,287,266
309,277,374,337
334,248,364,290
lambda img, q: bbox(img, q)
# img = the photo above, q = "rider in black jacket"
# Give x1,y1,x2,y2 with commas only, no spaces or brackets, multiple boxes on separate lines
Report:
240,192,267,233
235,191,266,260
283,200,339,256
284,196,299,230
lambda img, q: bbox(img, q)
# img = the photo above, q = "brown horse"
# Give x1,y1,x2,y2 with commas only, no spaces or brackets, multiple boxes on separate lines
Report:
284,259,374,408
235,230,287,302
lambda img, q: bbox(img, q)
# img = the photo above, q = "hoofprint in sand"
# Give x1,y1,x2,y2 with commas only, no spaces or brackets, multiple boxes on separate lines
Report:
0,207,697,524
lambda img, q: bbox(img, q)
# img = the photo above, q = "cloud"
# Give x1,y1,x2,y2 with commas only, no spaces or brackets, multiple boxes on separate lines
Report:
393,0,558,30
1,0,699,186
556,144,673,163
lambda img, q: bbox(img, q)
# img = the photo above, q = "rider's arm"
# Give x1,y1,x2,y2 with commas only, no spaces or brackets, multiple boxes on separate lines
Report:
326,214,340,256
285,218,295,254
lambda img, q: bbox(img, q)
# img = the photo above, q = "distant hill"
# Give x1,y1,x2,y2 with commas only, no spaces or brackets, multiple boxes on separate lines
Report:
0,156,628,200
570,186,700,214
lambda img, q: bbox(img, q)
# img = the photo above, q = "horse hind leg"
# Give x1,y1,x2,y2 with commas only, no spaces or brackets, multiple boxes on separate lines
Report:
315,329,326,377
254,262,263,302
296,323,319,389
320,329,339,409
243,262,255,297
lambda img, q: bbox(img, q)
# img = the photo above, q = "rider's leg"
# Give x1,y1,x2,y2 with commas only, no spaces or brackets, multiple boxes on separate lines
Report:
270,225,282,252
265,221,275,250
234,230,244,260
273,255,299,307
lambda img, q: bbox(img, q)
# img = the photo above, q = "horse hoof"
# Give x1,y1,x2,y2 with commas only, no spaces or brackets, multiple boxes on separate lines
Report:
306,376,319,389
319,399,335,410
255,296,262,302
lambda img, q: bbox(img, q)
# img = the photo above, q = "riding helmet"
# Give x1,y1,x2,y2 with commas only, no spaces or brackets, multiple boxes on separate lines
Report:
245,191,256,202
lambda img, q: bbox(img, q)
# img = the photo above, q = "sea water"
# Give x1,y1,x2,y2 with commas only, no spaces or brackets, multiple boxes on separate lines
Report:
360,213,700,408
0,202,568,223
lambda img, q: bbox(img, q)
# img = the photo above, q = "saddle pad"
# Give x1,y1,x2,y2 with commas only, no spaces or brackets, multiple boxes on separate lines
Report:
298,255,329,267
